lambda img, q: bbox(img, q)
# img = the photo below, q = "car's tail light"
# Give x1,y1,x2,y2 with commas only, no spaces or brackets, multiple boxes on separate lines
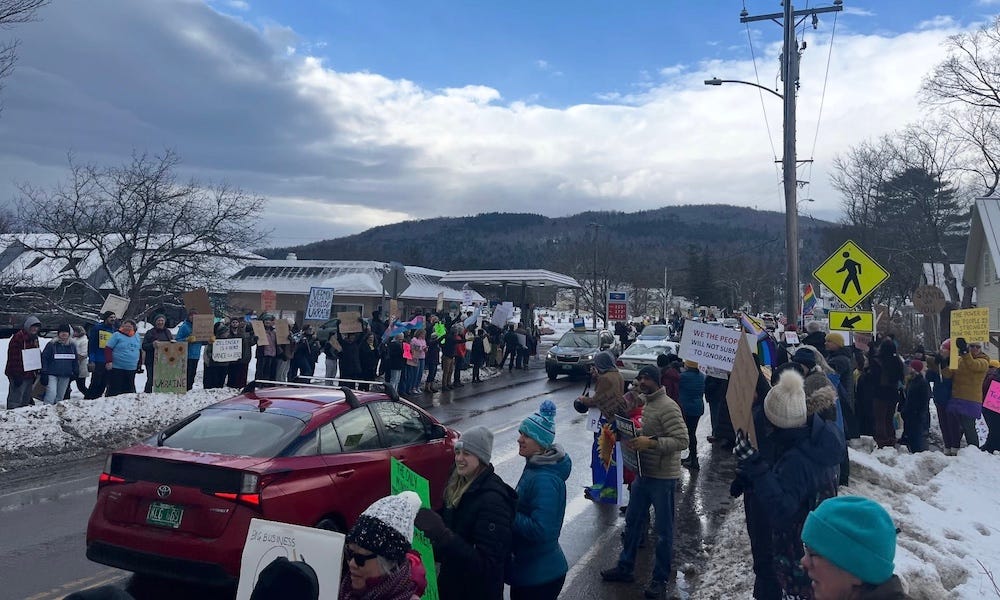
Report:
212,472,263,510
97,455,126,489
616,359,625,368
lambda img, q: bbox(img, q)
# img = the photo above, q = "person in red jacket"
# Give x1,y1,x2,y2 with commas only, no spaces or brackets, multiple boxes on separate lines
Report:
6,316,42,409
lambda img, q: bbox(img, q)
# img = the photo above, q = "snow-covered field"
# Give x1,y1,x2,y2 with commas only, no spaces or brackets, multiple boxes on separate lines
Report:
3,315,998,598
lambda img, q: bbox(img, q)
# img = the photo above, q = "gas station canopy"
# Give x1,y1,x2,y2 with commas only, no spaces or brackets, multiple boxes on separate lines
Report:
439,269,581,289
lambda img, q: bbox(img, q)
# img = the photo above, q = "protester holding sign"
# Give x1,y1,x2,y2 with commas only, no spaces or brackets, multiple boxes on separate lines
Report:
175,310,207,391
414,425,516,600
340,491,426,600
508,400,571,600
981,360,1000,453
85,311,117,399
223,315,255,389
202,322,230,389
678,360,706,470
5,316,41,409
40,324,79,405
104,320,142,396
141,315,173,393
943,338,990,453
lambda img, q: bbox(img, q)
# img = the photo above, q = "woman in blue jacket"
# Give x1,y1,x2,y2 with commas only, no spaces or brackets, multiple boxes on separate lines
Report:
41,324,80,405
678,360,706,470
508,400,572,600
105,319,142,396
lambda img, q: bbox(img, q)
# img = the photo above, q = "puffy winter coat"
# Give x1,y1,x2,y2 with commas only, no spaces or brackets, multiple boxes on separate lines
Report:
660,366,681,402
508,446,572,588
826,346,856,406
635,386,689,480
141,326,173,365
175,320,205,360
41,340,79,383
6,317,41,379
678,368,706,416
951,352,989,404
582,370,625,419
435,465,516,600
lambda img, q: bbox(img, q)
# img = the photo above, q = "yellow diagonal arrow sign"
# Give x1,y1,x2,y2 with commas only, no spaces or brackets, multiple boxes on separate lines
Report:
828,310,874,332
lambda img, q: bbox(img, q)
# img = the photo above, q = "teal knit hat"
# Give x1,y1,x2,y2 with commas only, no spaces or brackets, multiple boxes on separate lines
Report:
801,496,897,585
519,400,557,448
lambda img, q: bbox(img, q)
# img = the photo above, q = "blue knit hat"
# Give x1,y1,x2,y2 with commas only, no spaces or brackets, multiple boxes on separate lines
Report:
520,400,557,448
801,496,897,585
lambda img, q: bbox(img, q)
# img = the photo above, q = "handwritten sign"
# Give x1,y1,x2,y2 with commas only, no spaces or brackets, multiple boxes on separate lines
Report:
183,287,212,316
21,348,41,371
152,341,187,394
986,380,1000,414
784,331,800,345
585,407,602,433
678,319,742,372
235,518,344,600
390,458,439,600
614,415,642,477
99,294,130,319
250,321,268,345
338,311,362,334
950,307,990,365
305,287,335,321
275,319,290,344
726,335,759,448
213,338,242,363
192,314,215,340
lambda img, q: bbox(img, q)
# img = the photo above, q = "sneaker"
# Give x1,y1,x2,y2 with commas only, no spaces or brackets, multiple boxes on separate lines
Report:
600,566,634,583
644,579,667,598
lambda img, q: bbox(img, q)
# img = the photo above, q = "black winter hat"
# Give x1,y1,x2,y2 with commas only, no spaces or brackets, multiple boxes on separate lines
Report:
57,323,72,334
249,556,320,600
792,347,817,370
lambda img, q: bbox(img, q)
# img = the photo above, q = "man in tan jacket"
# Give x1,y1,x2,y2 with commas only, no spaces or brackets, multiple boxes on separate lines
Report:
601,365,689,599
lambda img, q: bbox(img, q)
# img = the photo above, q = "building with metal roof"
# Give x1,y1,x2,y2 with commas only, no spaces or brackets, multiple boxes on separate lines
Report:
964,198,1000,340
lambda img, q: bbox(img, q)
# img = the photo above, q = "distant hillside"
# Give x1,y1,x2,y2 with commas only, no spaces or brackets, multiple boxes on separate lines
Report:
261,205,836,278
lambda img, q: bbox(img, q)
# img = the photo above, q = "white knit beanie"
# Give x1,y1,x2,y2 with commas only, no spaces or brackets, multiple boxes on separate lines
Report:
764,369,808,429
346,491,422,562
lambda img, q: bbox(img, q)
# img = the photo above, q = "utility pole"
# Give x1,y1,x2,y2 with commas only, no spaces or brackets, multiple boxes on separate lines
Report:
741,0,842,324
588,222,601,328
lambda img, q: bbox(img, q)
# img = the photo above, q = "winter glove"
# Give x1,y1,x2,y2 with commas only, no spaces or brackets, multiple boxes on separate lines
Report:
188,336,197,343
733,430,757,462
956,337,969,356
414,508,449,544
87,362,95,373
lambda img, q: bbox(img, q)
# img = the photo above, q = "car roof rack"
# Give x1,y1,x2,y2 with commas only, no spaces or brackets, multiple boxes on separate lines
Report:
242,378,399,407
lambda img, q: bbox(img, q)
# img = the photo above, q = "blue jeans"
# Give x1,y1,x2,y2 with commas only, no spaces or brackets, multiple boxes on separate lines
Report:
619,476,677,581
389,369,402,392
413,359,425,390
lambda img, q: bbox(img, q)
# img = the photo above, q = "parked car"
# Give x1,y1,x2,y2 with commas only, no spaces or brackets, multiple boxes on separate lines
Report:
545,328,618,380
721,317,740,330
636,324,671,342
616,340,680,382
86,381,458,586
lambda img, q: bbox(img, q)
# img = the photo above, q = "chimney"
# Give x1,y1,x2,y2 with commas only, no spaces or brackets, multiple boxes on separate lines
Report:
286,252,297,260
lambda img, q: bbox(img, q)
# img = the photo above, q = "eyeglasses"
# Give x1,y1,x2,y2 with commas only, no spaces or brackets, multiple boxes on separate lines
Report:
344,547,378,567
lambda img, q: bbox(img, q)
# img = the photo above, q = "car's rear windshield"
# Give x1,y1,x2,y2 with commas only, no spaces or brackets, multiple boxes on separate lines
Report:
558,331,599,347
623,343,674,357
158,408,306,457
639,325,669,338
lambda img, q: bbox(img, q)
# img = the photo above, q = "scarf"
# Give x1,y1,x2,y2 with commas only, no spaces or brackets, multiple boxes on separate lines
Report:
338,560,416,600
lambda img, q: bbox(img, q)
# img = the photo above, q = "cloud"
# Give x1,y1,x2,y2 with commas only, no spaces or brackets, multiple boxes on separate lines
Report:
918,15,958,30
227,0,249,10
0,0,973,247
535,59,549,70
843,7,876,17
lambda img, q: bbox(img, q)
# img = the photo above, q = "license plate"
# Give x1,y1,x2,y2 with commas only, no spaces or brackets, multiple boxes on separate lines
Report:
562,365,572,370
146,501,183,529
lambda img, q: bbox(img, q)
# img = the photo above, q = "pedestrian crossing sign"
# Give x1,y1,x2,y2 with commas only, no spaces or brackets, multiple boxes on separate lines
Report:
812,240,889,309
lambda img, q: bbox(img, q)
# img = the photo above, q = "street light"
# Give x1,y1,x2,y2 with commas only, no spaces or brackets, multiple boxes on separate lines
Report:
703,78,783,100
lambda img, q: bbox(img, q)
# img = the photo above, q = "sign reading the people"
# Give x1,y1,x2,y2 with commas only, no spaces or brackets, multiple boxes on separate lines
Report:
812,240,889,308
305,287,335,321
949,307,989,365
390,458,440,600
678,319,742,372
828,310,874,333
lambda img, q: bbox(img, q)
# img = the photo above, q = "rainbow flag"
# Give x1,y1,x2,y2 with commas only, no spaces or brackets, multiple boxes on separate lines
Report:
382,314,426,341
758,336,778,368
741,313,768,340
802,284,817,316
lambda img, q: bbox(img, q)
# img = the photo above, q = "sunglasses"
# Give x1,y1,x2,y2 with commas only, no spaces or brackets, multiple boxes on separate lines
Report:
344,547,378,567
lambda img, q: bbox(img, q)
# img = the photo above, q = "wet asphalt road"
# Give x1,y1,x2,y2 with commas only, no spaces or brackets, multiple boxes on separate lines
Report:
0,360,737,600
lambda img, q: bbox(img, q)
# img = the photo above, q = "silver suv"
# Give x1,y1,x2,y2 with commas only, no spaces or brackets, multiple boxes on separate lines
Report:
545,329,619,380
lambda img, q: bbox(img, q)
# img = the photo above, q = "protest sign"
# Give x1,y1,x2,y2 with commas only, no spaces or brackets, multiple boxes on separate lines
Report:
153,341,187,394
436,292,444,311
726,335,759,448
986,380,1000,414
614,415,642,477
585,407,602,433
192,314,215,340
22,348,41,371
99,294,129,318
213,338,242,363
250,321,268,345
183,287,212,315
950,307,990,365
337,311,362,334
275,319,290,343
235,518,344,600
390,458,439,600
678,319,742,372
784,331,800,345
260,290,277,313
305,287,335,321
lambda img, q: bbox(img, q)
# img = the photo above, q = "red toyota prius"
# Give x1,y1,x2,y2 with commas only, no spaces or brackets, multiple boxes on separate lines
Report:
86,381,458,587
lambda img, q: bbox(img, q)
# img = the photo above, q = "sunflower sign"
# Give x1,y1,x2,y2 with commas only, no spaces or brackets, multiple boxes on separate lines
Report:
587,417,624,505
153,341,188,394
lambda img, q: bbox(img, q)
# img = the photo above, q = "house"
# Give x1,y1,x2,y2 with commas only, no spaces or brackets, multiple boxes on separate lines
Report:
963,198,1000,342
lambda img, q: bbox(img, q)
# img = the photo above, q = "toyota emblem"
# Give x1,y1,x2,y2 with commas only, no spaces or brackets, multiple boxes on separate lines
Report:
156,485,172,498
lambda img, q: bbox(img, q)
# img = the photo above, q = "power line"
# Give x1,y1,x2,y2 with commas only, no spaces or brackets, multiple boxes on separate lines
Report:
803,10,839,205
744,21,785,209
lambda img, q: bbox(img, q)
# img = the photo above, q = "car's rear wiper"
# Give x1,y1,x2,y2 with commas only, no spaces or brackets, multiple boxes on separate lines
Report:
157,413,201,446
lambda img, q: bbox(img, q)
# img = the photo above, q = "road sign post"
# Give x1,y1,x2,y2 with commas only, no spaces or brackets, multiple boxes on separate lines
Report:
381,262,410,299
813,240,889,308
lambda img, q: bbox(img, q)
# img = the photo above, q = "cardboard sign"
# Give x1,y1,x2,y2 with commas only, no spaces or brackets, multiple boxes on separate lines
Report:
250,321,268,345
21,348,41,371
305,287,335,321
784,331,800,345
183,287,212,316
192,314,215,340
950,307,990,365
275,318,290,343
726,335,760,449
99,294,130,318
678,319,742,372
436,292,444,312
614,415,642,477
153,341,187,394
235,518,344,600
338,311,362,334
985,380,1000,414
390,458,440,600
586,407,602,432
213,338,242,363
260,290,277,313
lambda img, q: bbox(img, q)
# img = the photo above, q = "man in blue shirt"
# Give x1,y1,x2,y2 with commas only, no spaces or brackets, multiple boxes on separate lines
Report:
85,311,117,399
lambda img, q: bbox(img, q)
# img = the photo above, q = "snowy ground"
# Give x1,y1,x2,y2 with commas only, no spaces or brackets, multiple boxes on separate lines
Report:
4,315,997,598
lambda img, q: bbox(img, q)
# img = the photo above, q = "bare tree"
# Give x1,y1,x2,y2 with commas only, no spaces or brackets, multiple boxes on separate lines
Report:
0,0,47,98
14,150,268,320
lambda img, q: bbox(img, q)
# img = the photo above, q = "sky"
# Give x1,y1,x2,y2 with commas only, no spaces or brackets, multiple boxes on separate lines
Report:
1,0,999,248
